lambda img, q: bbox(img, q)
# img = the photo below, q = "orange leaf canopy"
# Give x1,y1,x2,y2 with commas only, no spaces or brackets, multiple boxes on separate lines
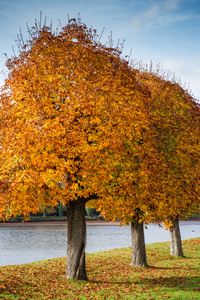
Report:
0,21,151,219
91,72,200,224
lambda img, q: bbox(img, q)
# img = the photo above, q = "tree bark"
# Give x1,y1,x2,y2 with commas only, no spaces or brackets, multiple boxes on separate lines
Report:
59,200,64,217
131,221,148,267
66,198,88,280
169,218,183,257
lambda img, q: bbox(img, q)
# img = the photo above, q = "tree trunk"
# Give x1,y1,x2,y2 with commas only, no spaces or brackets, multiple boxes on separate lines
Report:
59,200,63,217
66,199,88,280
131,221,148,267
169,218,183,257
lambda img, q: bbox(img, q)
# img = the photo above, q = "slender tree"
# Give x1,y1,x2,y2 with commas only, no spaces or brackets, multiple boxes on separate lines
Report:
88,72,166,267
141,73,200,257
91,70,200,263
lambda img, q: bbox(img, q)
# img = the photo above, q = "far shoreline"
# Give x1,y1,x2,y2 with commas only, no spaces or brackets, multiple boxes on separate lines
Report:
0,220,120,226
0,218,199,227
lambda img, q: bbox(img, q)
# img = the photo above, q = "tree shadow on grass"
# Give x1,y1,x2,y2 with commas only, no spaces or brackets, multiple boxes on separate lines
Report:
146,265,199,271
89,275,200,292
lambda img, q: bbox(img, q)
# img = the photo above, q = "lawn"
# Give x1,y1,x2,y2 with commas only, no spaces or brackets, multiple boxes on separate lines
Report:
0,238,199,299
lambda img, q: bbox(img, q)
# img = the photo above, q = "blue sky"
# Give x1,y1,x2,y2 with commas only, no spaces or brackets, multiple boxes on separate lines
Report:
0,0,200,99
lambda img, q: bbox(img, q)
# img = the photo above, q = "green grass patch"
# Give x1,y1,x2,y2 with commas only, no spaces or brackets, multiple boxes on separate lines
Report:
0,238,199,299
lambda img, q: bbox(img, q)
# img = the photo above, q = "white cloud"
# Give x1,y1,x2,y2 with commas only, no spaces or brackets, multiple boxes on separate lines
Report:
164,0,180,10
131,0,182,29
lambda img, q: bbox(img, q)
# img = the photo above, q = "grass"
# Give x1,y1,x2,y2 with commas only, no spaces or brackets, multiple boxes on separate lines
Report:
0,238,199,299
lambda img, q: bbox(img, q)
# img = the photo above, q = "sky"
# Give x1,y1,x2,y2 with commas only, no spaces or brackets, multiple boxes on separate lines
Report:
0,0,200,100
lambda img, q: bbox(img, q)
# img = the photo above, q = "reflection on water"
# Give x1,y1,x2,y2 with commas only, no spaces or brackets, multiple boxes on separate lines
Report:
0,221,199,266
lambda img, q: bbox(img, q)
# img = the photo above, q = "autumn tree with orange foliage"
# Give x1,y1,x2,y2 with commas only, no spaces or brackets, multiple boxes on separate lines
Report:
141,73,200,256
0,18,152,279
88,74,165,267
90,70,200,264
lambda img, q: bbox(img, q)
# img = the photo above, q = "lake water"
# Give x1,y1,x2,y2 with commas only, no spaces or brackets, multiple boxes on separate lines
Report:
0,221,199,266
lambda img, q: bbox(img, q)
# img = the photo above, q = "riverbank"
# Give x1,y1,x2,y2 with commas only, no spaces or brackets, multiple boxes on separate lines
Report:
0,219,121,226
1,237,199,299
0,219,199,226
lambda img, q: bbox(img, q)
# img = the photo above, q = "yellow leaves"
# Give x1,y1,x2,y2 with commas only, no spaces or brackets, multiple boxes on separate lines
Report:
47,75,54,83
163,220,173,230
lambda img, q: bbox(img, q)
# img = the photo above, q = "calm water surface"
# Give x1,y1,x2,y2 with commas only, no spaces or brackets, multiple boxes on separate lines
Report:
0,221,199,266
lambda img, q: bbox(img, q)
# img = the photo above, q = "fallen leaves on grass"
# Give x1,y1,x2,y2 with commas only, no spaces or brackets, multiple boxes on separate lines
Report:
0,238,199,299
